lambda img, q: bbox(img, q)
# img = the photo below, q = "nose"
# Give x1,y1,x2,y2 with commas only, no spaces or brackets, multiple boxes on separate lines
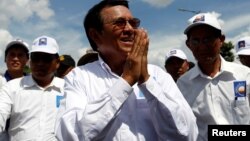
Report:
124,21,134,30
12,55,19,60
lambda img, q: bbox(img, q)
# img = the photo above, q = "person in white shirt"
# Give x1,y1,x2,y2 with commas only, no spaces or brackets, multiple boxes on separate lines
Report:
0,35,64,141
2,39,30,82
0,39,29,141
177,12,250,141
55,0,198,141
164,49,193,82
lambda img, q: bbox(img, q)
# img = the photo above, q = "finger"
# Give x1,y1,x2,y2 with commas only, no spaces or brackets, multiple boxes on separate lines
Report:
135,28,147,56
131,29,143,56
139,29,148,56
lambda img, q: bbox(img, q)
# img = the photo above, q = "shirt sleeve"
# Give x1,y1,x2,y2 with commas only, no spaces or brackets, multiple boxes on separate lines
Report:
139,67,198,141
0,83,12,132
55,73,133,141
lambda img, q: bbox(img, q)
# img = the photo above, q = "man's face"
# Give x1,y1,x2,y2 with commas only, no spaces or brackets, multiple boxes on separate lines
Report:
96,5,139,60
5,46,28,73
238,55,250,68
30,52,59,82
186,25,223,65
165,57,189,81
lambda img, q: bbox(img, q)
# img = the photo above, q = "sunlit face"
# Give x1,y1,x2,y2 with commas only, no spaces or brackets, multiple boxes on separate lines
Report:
5,47,29,73
186,25,224,65
96,5,138,60
165,57,190,82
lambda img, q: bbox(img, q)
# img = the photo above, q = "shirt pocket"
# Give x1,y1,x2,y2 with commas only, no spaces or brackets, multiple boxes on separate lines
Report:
10,117,39,140
233,100,250,124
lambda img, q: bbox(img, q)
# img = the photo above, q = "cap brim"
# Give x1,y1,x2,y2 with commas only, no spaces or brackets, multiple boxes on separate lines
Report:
237,49,250,55
184,22,221,34
166,56,186,61
6,41,29,51
30,47,57,54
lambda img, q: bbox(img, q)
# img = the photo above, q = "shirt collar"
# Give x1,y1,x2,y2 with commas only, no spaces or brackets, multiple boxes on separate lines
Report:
23,75,64,92
4,71,28,82
188,56,233,80
97,55,120,77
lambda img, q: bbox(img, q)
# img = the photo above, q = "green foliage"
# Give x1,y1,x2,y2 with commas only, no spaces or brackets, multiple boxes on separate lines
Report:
220,41,234,62
23,65,31,74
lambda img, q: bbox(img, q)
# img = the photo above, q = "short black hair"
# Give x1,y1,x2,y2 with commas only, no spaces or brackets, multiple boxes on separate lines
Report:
83,0,129,51
77,52,98,66
59,54,76,67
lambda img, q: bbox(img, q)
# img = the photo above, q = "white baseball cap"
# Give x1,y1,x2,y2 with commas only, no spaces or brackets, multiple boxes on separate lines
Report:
165,49,187,61
6,39,29,51
30,35,59,54
184,13,221,34
235,36,250,55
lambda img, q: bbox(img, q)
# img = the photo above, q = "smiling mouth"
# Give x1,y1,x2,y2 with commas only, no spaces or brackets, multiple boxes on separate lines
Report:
121,40,133,43
11,63,20,66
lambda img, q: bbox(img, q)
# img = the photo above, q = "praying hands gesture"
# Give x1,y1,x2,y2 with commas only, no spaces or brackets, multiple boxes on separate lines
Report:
122,28,150,86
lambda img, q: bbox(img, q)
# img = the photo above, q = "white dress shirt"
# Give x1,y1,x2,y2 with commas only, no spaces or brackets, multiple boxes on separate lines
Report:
55,57,198,141
177,57,250,141
0,75,64,141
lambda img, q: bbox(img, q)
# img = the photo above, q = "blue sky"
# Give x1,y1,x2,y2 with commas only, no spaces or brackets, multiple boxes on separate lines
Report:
0,0,250,72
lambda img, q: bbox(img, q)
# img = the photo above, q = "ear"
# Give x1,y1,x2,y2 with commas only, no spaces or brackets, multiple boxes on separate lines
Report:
55,58,60,70
219,34,226,47
185,39,191,50
220,34,225,41
89,28,101,44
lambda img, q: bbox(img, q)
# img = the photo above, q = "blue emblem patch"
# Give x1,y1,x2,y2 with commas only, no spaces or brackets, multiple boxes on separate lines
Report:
139,90,144,98
193,15,205,23
39,38,47,46
238,40,246,49
56,95,64,108
234,81,246,98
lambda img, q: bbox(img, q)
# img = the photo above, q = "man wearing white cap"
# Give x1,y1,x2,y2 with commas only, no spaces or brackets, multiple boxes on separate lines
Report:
164,49,191,82
0,39,29,86
0,39,29,141
235,36,250,67
177,13,250,141
0,35,64,141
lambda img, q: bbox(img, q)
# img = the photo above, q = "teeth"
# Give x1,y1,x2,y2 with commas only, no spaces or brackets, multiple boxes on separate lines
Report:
122,39,132,42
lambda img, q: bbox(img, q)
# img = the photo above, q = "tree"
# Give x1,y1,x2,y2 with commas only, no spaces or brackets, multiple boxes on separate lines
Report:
220,41,234,62
23,65,31,74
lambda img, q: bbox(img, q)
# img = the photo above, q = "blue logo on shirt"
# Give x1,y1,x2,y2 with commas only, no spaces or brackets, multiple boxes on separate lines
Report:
139,90,144,98
56,95,64,108
234,81,246,97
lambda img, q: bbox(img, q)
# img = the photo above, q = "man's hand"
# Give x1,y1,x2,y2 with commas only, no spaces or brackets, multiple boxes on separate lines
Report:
122,28,149,86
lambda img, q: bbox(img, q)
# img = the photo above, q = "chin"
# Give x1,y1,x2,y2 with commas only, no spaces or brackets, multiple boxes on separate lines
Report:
120,48,131,54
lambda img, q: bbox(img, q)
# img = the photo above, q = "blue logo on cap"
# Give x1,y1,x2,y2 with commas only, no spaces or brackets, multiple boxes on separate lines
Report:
238,40,246,49
170,50,177,55
193,15,205,23
39,38,47,46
